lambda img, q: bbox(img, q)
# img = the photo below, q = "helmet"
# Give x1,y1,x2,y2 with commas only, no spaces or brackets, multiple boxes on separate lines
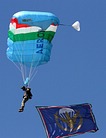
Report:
21,86,26,90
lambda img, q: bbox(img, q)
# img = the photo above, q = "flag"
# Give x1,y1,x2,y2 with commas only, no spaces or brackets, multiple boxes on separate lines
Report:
36,103,98,138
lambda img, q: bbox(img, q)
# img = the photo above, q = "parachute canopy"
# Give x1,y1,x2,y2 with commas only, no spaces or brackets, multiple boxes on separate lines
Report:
36,103,98,138
6,11,59,85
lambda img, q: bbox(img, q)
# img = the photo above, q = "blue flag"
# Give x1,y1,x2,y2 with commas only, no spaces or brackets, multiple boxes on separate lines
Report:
36,103,98,138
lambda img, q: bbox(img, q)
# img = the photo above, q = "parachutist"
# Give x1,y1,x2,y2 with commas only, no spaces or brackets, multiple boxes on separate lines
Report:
19,86,33,112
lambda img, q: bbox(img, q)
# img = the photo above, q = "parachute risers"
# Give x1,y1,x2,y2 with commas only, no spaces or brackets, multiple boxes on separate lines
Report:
24,77,30,86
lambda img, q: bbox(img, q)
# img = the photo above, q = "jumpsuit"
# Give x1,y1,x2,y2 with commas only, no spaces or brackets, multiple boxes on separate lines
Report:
19,88,32,112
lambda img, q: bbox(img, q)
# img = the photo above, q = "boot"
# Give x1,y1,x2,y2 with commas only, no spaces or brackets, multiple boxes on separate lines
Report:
18,106,24,112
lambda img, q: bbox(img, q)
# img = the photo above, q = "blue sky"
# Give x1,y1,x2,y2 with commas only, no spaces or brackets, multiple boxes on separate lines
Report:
0,0,106,138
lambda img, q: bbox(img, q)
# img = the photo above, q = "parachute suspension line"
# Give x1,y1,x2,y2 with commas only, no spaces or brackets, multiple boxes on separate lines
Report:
17,41,24,83
27,48,35,85
20,41,28,83
28,58,34,80
10,43,25,83
24,64,27,82
28,51,40,85
11,43,22,72
10,48,25,83
10,60,22,72
29,70,38,84
20,63,26,83
15,40,26,83
29,58,40,83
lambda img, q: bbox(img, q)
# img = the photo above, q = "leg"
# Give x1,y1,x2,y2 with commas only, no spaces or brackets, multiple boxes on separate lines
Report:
19,96,28,112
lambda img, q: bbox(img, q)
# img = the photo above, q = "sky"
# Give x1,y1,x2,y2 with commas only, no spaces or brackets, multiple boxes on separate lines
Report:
0,0,106,138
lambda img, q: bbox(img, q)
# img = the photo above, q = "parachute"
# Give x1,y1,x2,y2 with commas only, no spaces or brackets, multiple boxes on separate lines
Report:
6,11,59,86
